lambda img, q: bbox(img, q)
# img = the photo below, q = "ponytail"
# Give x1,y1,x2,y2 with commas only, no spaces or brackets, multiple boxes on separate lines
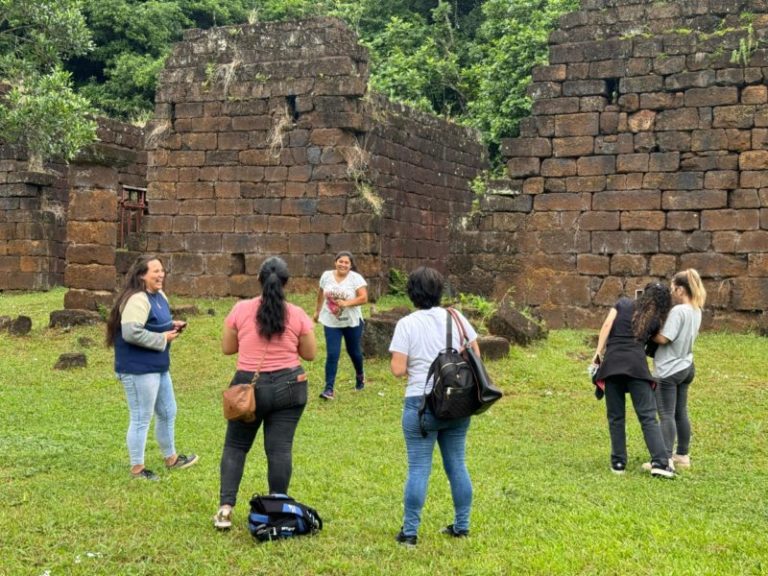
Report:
673,268,707,309
256,257,289,339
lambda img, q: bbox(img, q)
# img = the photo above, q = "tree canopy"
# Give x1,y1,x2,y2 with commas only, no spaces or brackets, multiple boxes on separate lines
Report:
3,0,580,157
0,0,97,169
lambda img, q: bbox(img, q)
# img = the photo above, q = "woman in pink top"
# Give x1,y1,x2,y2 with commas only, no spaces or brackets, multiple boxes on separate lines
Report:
213,257,316,530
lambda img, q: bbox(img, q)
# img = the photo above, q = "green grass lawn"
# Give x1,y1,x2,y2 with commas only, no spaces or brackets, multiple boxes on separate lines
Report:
1,288,766,575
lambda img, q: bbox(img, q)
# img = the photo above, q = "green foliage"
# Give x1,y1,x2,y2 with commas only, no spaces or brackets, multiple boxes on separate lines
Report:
0,0,96,167
0,69,97,166
462,0,579,144
387,267,409,296
731,23,758,67
69,0,256,119
56,0,575,148
2,289,767,575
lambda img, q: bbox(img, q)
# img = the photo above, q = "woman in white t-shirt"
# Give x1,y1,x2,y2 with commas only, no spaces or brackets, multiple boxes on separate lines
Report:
388,266,479,546
313,251,368,399
652,268,706,470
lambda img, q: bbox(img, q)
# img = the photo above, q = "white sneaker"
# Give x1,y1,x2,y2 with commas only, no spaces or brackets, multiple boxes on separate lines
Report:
671,454,690,468
214,507,232,530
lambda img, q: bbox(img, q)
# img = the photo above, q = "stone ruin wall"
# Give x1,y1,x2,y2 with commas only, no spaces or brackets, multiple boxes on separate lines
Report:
0,117,145,295
141,18,487,299
450,0,768,330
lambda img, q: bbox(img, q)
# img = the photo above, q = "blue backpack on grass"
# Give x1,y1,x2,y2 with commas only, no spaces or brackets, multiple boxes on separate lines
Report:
247,494,323,542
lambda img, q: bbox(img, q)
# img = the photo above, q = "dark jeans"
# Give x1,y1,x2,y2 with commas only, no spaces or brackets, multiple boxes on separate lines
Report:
323,322,365,391
604,376,668,468
219,367,307,506
655,364,695,459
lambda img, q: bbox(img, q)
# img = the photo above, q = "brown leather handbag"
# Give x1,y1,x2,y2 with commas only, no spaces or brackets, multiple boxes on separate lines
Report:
222,347,267,422
222,376,257,422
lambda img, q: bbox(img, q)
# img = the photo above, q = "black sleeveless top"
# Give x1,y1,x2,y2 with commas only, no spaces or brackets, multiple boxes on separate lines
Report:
595,297,654,383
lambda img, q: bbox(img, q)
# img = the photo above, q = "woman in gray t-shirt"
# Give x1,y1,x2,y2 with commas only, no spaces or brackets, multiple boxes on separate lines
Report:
652,269,707,470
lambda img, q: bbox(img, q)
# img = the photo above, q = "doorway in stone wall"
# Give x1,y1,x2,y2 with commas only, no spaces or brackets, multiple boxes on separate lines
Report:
118,185,147,248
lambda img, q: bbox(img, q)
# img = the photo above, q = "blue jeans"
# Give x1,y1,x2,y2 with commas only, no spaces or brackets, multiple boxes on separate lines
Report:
401,396,472,537
118,371,177,466
323,322,365,391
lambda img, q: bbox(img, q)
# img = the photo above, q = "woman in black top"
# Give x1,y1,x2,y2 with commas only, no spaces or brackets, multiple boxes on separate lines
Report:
593,283,674,477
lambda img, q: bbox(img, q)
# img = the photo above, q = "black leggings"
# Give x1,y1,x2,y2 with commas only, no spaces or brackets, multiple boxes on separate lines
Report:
219,367,308,506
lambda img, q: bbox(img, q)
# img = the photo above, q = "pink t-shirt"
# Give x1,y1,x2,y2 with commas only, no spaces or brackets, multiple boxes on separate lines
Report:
225,298,313,372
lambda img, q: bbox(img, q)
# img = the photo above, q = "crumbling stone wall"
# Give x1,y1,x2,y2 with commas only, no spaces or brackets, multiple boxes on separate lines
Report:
143,17,487,298
0,118,145,296
452,0,768,330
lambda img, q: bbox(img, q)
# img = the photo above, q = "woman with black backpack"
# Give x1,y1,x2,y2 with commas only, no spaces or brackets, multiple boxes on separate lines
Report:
388,266,480,546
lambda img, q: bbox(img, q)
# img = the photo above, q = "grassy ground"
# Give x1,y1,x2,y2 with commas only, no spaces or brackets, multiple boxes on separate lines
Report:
0,288,766,576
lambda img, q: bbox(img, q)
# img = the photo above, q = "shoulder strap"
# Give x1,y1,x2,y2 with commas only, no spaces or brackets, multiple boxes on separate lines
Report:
444,307,453,349
447,308,469,348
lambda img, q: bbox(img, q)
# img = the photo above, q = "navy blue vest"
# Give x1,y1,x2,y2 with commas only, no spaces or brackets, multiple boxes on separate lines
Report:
114,291,173,374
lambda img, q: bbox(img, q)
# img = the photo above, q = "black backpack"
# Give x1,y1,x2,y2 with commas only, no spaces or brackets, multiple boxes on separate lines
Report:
419,309,481,436
247,494,323,542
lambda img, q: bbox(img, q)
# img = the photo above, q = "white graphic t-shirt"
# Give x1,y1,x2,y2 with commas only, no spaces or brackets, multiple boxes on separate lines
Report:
318,270,367,328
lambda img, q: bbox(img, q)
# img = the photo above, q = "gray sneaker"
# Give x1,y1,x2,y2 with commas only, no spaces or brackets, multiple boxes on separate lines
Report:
131,468,160,481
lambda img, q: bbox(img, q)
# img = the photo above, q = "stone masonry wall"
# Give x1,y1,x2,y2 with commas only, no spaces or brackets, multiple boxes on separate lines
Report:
366,95,488,275
143,18,486,298
452,0,768,330
0,118,145,296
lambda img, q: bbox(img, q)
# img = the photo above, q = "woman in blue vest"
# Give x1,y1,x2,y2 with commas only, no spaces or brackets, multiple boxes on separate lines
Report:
106,255,198,480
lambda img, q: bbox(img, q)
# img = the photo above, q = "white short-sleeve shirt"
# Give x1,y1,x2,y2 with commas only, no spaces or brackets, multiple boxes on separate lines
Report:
389,307,478,398
318,270,367,328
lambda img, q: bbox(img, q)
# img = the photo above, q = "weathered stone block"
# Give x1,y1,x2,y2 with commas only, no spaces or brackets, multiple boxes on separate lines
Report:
739,150,768,170
555,113,599,137
507,157,541,178
577,155,615,176
621,211,665,231
701,209,760,231
580,211,620,231
731,278,768,310
617,153,649,173
704,170,739,189
593,190,660,211
680,252,747,278
553,136,594,157
50,309,102,328
67,222,117,246
685,87,738,107
611,254,647,275
500,138,552,158
713,105,756,129
488,303,547,346
662,189,727,210
65,264,117,291
628,110,656,133
565,176,606,192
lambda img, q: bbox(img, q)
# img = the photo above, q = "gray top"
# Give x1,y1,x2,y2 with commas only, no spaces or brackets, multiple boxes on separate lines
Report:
653,304,701,379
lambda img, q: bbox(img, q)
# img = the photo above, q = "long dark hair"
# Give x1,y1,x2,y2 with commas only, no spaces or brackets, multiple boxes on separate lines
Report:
334,251,358,272
106,255,165,347
256,256,289,339
632,282,672,343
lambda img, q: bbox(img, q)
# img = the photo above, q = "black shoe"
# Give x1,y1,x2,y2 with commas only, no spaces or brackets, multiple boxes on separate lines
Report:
440,524,469,538
611,462,626,475
650,463,676,479
395,530,417,547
